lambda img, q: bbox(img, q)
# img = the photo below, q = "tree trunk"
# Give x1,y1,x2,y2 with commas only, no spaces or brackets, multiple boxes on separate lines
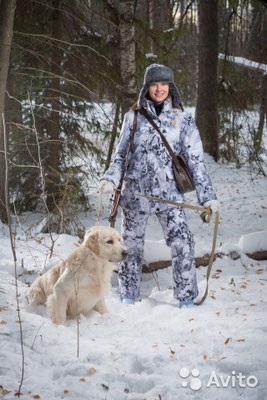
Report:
0,0,16,223
149,0,156,54
246,6,263,60
196,0,219,160
105,102,120,172
119,0,137,115
46,0,62,211
255,74,267,154
149,0,172,56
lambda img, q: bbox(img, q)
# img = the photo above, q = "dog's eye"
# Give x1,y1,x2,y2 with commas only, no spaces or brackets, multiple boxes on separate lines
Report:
106,240,114,245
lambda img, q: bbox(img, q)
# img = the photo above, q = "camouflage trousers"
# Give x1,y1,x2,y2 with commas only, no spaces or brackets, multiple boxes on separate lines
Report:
118,207,199,302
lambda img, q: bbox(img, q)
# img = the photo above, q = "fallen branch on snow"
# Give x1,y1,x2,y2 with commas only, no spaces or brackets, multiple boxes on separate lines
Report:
142,250,267,273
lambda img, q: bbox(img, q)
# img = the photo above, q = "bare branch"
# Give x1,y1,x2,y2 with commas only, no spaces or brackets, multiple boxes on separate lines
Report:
13,30,111,62
2,112,25,397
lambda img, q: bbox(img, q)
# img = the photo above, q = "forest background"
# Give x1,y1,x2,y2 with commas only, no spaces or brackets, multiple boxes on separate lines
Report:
0,0,266,235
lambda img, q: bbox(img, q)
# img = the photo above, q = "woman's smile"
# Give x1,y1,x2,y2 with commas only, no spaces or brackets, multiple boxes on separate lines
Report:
148,82,169,104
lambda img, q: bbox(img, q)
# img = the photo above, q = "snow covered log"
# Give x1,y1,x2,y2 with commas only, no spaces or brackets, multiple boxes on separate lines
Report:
238,231,267,261
142,231,267,272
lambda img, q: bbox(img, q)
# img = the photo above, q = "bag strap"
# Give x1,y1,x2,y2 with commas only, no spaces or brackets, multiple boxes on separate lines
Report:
109,110,138,227
138,108,182,171
119,109,138,189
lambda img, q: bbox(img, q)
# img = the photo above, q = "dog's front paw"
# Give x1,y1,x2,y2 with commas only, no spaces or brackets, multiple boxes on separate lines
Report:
46,293,66,325
51,316,65,325
94,299,108,314
26,288,46,306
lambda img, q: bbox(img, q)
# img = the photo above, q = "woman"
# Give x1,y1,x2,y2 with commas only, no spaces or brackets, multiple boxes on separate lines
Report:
99,64,220,308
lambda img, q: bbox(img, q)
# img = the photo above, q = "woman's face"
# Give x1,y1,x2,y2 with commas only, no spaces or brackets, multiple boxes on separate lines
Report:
148,82,169,104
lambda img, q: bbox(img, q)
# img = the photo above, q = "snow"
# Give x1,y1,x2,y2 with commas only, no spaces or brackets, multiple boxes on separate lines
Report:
145,53,158,60
238,232,267,254
0,156,267,400
218,53,267,74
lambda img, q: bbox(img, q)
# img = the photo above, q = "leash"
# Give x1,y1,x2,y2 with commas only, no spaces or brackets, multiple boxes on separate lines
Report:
103,188,219,305
120,191,220,305
195,210,219,305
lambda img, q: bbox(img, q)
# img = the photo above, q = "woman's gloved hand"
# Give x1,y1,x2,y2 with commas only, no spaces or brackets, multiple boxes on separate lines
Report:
204,200,221,213
201,200,221,223
98,180,116,194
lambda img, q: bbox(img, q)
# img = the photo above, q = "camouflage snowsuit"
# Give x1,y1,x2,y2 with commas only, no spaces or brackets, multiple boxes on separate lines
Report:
102,97,217,301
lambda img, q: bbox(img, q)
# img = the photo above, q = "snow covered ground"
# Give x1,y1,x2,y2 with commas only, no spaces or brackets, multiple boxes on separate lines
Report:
0,155,266,400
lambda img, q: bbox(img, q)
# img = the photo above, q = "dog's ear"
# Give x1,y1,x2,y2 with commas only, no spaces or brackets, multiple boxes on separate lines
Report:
85,232,100,255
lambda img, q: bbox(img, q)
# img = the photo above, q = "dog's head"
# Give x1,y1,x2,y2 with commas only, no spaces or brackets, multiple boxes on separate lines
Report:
83,226,127,263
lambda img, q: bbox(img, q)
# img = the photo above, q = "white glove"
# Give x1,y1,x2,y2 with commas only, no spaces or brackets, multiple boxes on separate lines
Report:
204,200,221,214
98,180,116,194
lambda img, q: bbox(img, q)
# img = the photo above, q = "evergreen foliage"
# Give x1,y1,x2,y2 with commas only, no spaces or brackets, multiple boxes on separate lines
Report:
0,0,266,229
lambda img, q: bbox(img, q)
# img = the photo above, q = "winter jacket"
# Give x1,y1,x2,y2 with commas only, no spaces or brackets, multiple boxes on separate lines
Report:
101,97,217,214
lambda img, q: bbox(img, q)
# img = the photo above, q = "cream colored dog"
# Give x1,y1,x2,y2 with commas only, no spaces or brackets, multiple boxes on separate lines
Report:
27,226,127,325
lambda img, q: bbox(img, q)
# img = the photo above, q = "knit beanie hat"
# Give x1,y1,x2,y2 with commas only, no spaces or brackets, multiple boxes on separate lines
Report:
137,63,183,109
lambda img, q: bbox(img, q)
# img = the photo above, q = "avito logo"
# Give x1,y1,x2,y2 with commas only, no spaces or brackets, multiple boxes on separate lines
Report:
207,370,258,388
179,368,258,391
